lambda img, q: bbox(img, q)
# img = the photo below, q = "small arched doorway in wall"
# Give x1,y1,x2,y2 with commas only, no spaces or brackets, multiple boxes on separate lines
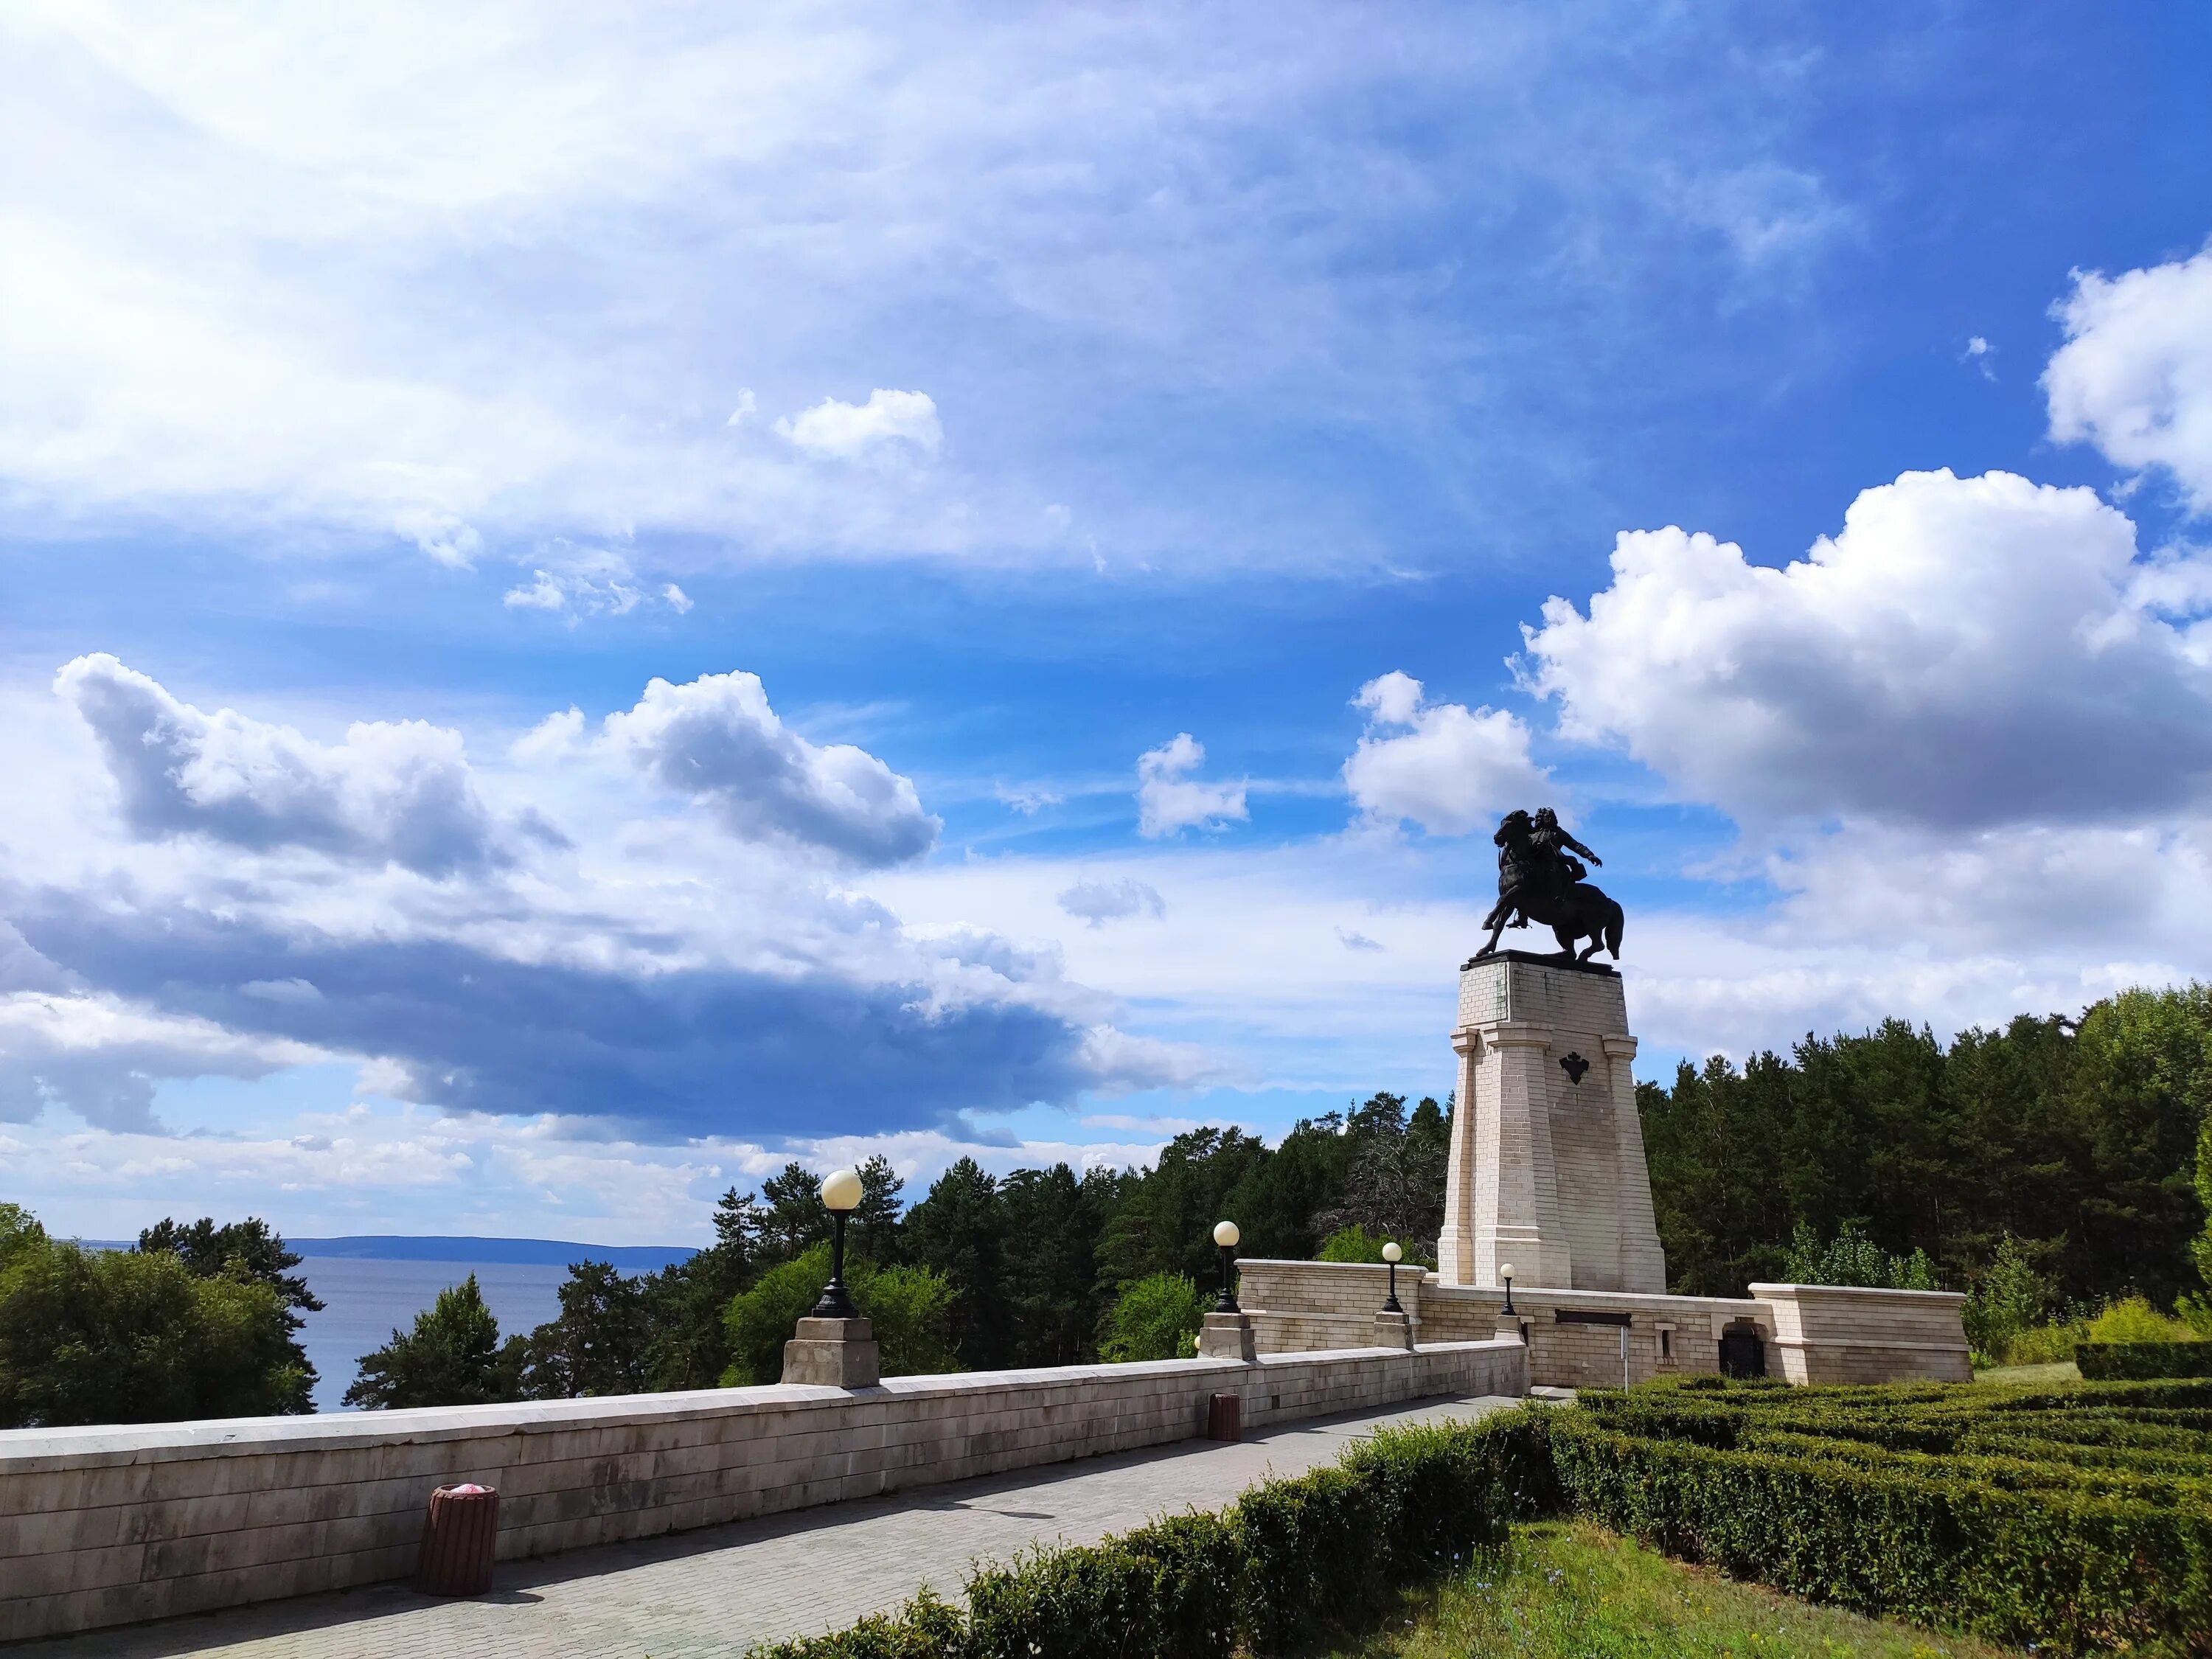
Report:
1718,1319,1767,1379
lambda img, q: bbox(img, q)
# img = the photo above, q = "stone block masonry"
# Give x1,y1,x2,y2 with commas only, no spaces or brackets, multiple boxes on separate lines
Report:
1237,1261,1970,1391
1751,1284,1975,1383
0,1338,1526,1645
1439,955,1666,1295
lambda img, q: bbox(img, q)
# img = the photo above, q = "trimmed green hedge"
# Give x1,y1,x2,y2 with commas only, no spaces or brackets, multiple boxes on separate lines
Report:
751,1380,2208,1659
746,1411,1551,1659
967,1511,1239,1659
2079,1340,2212,1380
1551,1416,2207,1652
1567,1377,2211,1655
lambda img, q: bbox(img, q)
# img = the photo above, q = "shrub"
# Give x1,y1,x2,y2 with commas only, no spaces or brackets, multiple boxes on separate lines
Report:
2084,1295,2204,1346
1780,1220,1941,1290
1548,1415,2206,1653
1096,1272,1207,1363
967,1512,1238,1659
746,1589,964,1658
1554,1378,2212,1655
1315,1225,1391,1263
1962,1234,2053,1364
2003,1316,2093,1366
1340,1413,1559,1568
1234,1464,1387,1649
2078,1341,2212,1380
722,1244,961,1384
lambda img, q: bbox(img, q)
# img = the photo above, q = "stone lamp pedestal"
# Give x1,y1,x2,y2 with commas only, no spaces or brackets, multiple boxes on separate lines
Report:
1196,1312,1257,1361
782,1316,881,1387
1373,1310,1415,1351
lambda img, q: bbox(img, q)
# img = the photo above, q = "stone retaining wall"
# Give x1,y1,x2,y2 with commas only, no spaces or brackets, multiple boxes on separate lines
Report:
1237,1259,1969,1389
0,1338,1526,1644
1750,1283,1974,1383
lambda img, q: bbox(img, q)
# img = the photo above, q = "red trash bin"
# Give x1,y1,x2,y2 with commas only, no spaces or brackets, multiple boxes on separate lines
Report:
1206,1392,1242,1442
415,1483,499,1596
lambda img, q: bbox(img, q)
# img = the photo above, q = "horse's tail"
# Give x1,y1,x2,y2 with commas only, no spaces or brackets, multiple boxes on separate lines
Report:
1605,898,1624,959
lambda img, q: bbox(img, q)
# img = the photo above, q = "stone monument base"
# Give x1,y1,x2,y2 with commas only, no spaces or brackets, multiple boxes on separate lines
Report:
782,1315,882,1387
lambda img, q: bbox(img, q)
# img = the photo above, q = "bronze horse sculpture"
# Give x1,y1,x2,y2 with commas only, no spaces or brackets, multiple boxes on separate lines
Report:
1466,807,1624,967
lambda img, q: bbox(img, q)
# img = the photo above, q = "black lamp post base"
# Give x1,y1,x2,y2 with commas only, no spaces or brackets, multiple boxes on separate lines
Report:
808,1284,860,1320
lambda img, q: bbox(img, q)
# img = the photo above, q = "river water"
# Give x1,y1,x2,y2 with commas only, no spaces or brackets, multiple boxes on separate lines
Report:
293,1256,573,1412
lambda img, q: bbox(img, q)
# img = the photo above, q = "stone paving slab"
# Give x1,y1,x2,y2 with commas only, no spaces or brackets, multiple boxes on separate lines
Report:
9,1394,1517,1659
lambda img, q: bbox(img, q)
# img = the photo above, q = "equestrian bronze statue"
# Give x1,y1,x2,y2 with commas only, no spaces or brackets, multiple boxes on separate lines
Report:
1467,806,1624,966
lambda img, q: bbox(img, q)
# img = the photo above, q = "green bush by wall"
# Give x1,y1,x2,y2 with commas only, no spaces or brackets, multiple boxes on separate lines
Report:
2077,1340,2212,1380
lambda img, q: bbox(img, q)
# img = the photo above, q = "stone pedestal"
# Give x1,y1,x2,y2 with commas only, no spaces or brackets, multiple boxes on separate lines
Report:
1495,1312,1527,1343
1196,1311,1257,1361
781,1316,881,1387
1437,953,1665,1294
1373,1310,1414,1351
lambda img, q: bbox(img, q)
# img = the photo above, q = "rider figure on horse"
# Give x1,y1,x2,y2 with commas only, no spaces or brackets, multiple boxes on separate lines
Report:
1481,806,1602,934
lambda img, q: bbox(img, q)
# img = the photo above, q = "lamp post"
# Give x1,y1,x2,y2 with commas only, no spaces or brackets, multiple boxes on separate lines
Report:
1212,1220,1241,1313
1498,1262,1518,1317
809,1167,864,1319
1381,1241,1403,1313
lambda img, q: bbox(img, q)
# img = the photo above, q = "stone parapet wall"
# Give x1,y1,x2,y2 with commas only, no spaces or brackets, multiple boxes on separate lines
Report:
1241,1261,1966,1391
0,1339,1526,1645
1750,1283,1972,1383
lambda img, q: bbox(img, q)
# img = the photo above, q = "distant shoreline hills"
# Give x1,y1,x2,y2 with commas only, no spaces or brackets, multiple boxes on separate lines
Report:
74,1234,697,1270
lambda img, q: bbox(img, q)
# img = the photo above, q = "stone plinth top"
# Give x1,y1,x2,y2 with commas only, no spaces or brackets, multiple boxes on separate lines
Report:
1454,952,1630,1037
1748,1282,1968,1305
1457,948,1618,976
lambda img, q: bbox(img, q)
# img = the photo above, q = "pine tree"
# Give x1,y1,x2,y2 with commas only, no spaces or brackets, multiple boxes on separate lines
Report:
136,1215,323,1412
344,1276,518,1409
852,1155,905,1262
902,1158,1007,1369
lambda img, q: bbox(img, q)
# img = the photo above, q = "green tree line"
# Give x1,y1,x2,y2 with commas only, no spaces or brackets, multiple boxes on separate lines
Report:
347,1095,1450,1405
1641,984,2212,1338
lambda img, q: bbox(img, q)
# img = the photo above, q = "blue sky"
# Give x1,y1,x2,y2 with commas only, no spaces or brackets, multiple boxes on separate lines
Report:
4,1,2211,1245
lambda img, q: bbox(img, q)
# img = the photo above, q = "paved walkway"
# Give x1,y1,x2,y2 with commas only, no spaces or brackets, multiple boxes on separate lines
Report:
20,1394,1517,1659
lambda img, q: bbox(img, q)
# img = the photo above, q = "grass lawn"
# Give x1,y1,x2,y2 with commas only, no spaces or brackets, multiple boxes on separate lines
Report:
1969,1360,2080,1384
1330,1520,2020,1659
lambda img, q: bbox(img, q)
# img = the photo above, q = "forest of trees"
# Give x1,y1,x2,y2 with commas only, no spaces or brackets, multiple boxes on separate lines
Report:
1641,984,2212,1320
4,984,2209,1425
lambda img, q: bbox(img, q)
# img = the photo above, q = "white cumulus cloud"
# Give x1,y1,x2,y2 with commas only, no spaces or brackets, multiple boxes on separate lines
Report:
1521,469,2212,829
1135,734,1248,838
56,653,511,876
2045,243,2212,513
1342,671,1545,836
603,671,939,866
776,389,943,461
